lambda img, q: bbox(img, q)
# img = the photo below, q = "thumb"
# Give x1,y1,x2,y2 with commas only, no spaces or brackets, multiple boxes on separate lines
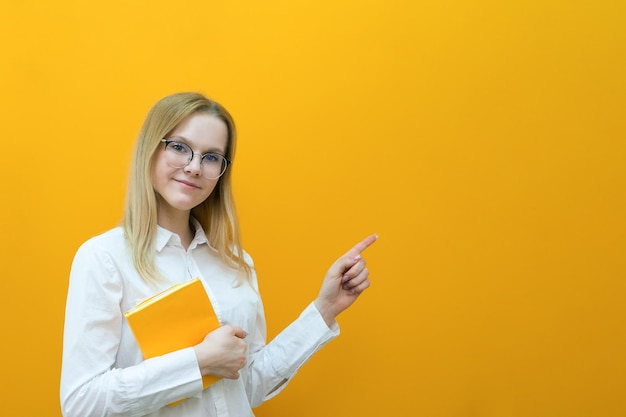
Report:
230,326,248,339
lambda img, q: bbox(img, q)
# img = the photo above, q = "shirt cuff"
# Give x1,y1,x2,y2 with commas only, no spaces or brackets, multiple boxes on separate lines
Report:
124,347,204,407
270,302,340,377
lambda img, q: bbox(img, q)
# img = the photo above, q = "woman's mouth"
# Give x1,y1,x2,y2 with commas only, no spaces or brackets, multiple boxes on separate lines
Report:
175,179,200,189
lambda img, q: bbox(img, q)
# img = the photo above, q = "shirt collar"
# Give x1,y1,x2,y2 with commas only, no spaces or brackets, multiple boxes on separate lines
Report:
155,217,209,252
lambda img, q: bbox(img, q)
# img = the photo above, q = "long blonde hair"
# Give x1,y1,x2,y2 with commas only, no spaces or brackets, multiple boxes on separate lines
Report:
123,92,251,285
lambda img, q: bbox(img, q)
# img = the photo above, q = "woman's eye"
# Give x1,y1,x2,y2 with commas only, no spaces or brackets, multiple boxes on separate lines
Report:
170,142,189,153
203,153,221,163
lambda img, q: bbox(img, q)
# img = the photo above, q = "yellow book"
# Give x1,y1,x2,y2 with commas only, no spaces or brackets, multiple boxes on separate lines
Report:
124,278,221,406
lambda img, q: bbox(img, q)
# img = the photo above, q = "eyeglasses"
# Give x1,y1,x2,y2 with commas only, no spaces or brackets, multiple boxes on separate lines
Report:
160,139,231,179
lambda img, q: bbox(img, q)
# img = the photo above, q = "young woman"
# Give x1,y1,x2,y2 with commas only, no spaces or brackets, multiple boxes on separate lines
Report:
60,92,376,417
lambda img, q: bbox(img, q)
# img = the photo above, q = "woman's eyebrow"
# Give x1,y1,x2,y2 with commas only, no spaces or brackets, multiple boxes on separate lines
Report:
202,148,227,156
168,135,226,155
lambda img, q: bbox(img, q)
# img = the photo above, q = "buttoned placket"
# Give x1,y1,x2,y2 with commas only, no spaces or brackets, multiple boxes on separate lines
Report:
184,240,230,416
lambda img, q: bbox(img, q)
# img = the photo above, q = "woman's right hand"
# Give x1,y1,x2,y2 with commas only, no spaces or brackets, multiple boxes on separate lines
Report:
193,325,248,379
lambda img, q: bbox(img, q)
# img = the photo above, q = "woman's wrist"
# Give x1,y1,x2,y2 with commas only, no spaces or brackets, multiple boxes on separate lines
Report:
313,299,337,328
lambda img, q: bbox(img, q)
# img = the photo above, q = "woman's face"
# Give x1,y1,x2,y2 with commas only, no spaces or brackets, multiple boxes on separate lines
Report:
151,112,228,221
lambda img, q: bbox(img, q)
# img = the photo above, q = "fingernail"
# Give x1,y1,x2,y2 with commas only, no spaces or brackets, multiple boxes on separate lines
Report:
352,255,362,261
341,275,349,283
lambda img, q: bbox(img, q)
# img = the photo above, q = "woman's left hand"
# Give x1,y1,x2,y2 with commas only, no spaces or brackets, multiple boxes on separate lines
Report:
314,234,378,327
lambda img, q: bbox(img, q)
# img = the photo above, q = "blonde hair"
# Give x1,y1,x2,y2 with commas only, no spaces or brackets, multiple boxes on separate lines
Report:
123,92,251,285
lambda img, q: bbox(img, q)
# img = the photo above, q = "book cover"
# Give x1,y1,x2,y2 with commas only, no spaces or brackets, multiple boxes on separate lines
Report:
124,278,221,405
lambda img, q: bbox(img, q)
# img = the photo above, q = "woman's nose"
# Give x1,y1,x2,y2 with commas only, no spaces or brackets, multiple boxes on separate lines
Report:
185,153,203,175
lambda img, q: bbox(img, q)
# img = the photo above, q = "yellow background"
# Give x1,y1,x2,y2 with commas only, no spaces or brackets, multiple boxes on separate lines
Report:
1,0,625,416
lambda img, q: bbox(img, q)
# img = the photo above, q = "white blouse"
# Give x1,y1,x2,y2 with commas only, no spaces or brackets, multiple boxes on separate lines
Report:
60,222,338,417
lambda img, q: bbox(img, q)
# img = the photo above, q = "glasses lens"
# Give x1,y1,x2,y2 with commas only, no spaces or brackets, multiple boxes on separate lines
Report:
201,154,228,179
164,141,192,168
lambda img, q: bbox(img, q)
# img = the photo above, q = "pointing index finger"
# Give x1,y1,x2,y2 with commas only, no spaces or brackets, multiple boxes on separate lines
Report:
345,234,378,259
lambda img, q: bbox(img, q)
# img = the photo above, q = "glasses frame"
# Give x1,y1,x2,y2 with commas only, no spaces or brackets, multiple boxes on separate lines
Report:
160,138,232,179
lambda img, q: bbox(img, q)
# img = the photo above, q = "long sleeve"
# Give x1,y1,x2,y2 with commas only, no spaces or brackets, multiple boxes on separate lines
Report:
60,239,204,417
244,299,340,407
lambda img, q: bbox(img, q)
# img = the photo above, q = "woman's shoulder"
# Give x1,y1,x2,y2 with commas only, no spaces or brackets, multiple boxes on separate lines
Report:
76,227,127,256
239,248,253,264
69,227,131,282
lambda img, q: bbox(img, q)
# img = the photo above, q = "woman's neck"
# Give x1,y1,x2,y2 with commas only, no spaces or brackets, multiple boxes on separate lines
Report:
157,208,194,250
